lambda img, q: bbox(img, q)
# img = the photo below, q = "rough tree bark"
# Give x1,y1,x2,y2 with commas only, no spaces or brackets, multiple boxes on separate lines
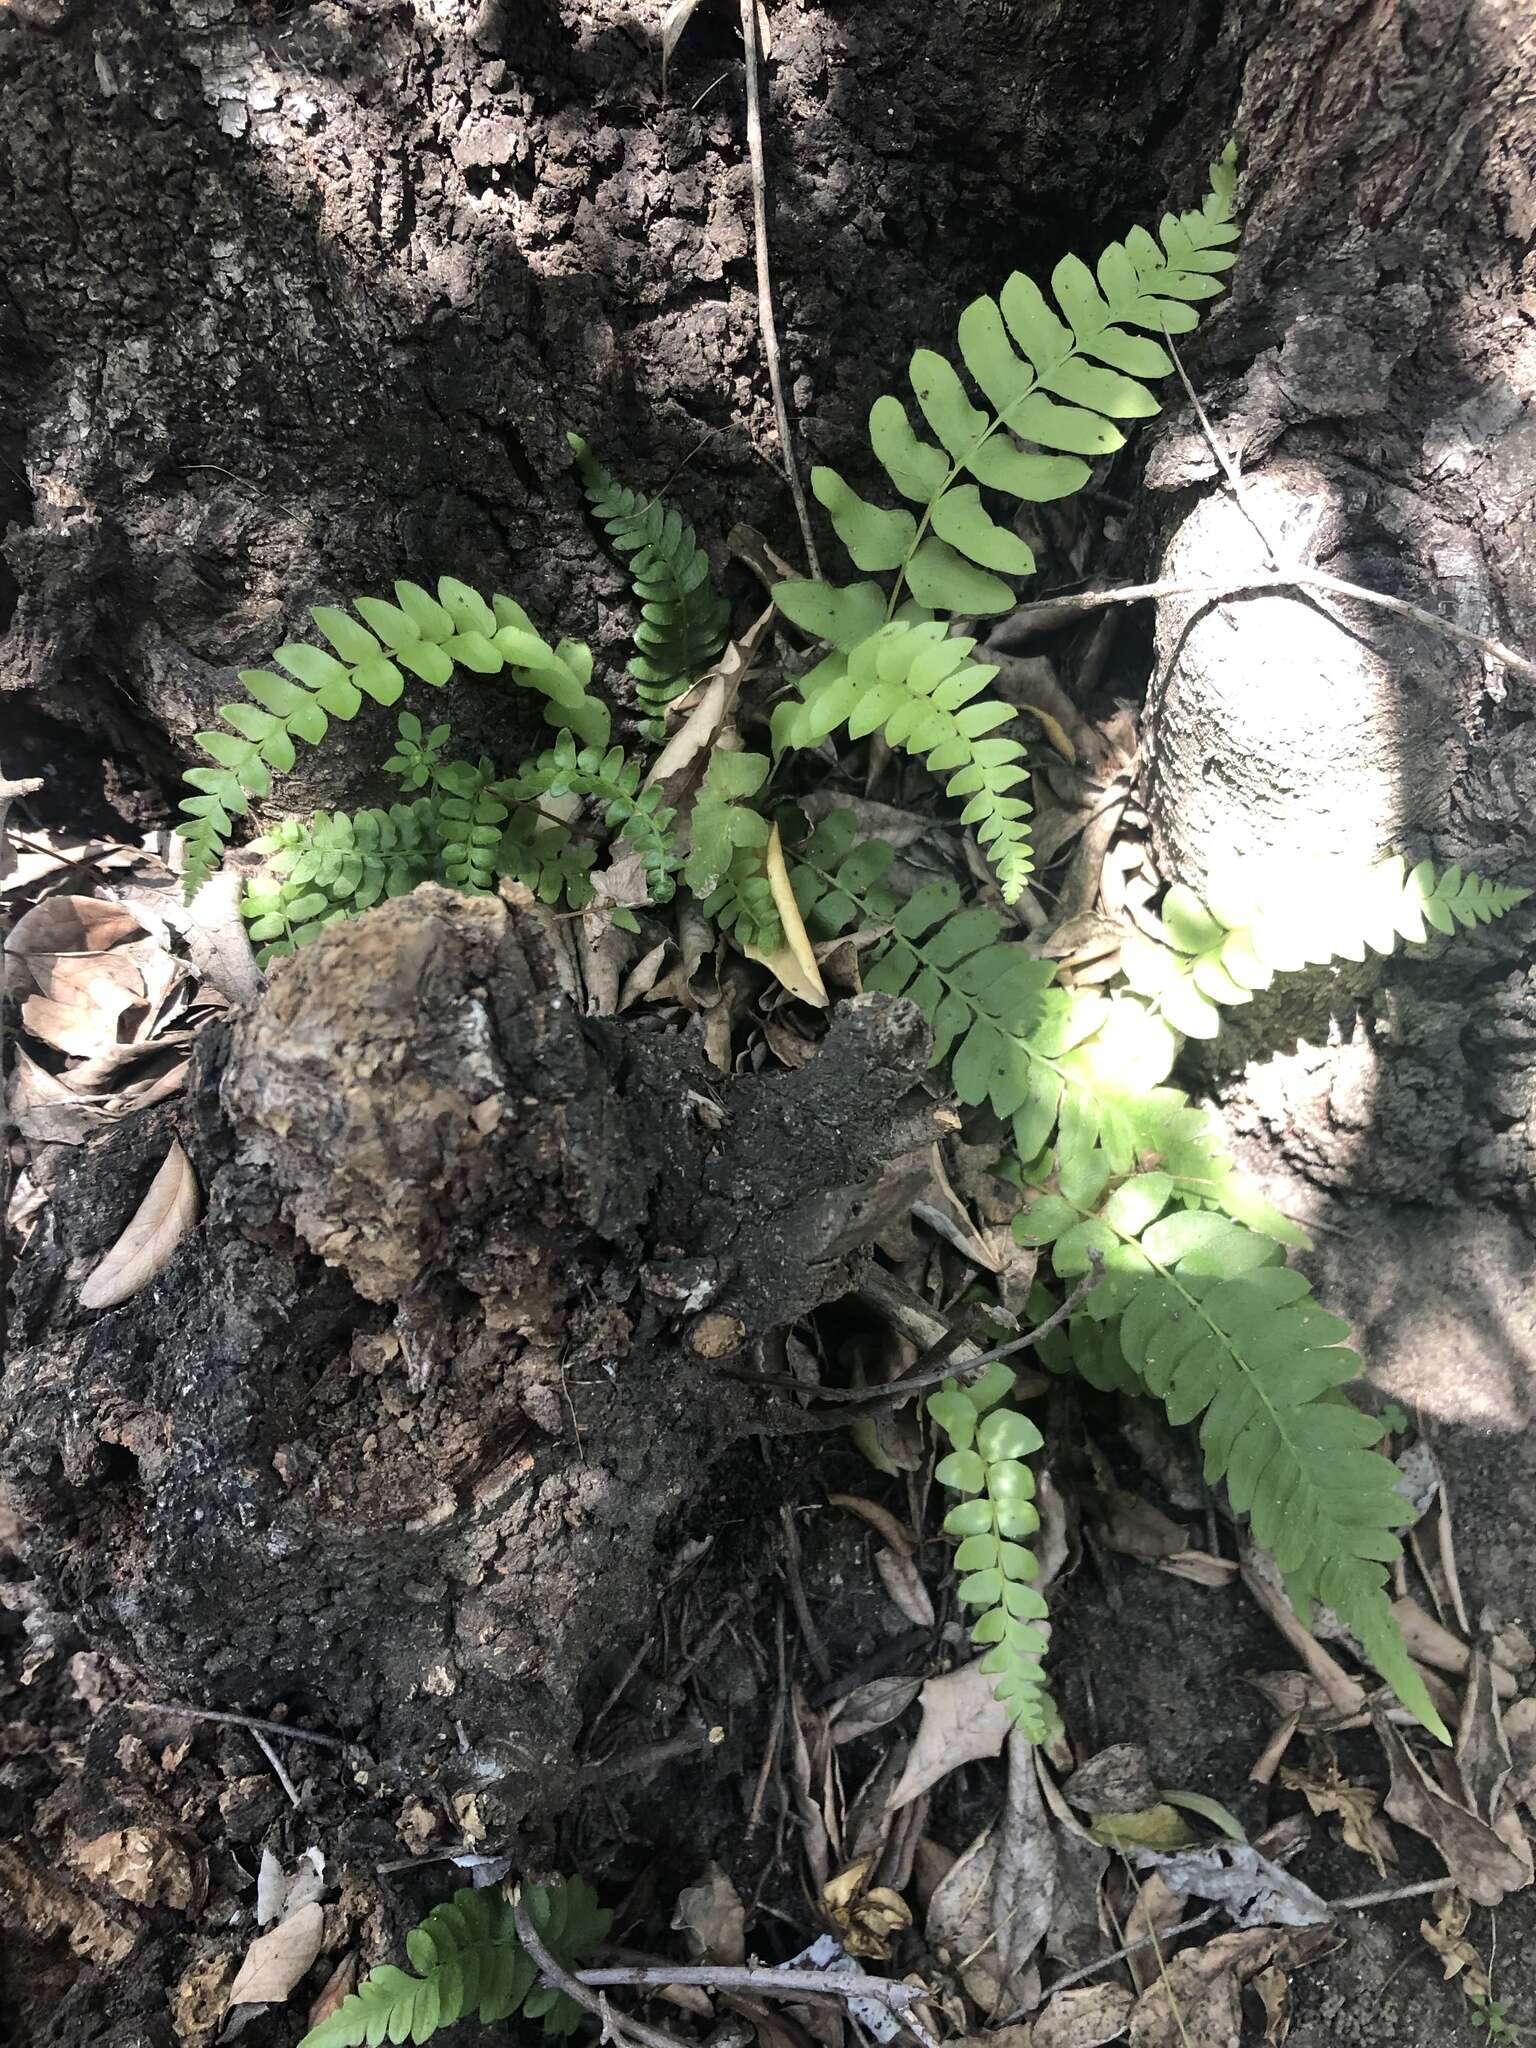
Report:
3,0,1532,1863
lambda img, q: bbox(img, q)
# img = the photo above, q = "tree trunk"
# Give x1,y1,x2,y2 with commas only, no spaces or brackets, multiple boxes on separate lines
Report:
3,0,1532,1913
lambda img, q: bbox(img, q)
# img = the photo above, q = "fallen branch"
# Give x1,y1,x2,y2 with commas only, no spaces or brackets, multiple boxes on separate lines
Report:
515,1897,690,2048
577,1961,938,2048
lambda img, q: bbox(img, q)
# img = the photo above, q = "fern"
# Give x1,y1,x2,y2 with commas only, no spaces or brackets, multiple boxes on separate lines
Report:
568,432,731,736
774,623,1034,899
507,728,680,902
682,750,782,951
300,1878,610,2048
769,144,1240,901
242,799,443,963
1120,858,1531,1038
180,578,610,897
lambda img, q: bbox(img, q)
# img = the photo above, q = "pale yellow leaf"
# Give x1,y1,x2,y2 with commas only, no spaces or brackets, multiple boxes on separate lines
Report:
742,821,828,1007
227,1902,324,2006
78,1141,200,1310
1016,701,1076,763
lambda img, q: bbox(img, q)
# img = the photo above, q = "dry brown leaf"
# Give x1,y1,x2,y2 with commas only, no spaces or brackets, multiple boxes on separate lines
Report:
889,1659,1013,1808
228,1901,325,2005
1376,1710,1532,1906
1456,1647,1517,1824
1394,1598,1516,1697
1123,1873,1188,1994
874,1546,935,1629
78,1140,200,1310
1015,701,1076,763
1278,1757,1396,1876
1087,1490,1189,1562
1126,1928,1279,2048
742,822,828,1008
1156,1550,1237,1588
307,1954,358,2034
1241,1554,1366,1719
71,1826,197,1909
1064,1745,1158,1818
673,1862,746,1966
1252,1963,1291,2044
821,1858,912,1959
827,1492,916,1556
1418,1890,1488,1995
645,606,775,790
1031,1983,1134,2047
927,1732,1057,2014
5,893,147,976
1505,1697,1536,1815
831,1676,924,1746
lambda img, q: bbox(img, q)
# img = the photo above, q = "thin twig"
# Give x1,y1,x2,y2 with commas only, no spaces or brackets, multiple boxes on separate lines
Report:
577,1963,937,2048
996,570,1536,685
826,1250,1105,1407
781,1505,834,1682
739,0,819,577
1330,1877,1453,1912
515,1898,689,2048
127,1700,350,1751
1163,332,1281,565
251,1726,303,1809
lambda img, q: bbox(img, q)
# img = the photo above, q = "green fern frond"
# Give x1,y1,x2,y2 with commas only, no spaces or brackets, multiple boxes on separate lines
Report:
681,749,781,948
568,433,731,735
1121,859,1531,1039
507,728,680,902
179,577,610,897
928,1360,1060,1742
774,142,1238,633
774,623,1034,900
793,807,1058,1119
497,810,598,908
242,798,443,964
299,1878,611,2048
1013,1177,1448,1741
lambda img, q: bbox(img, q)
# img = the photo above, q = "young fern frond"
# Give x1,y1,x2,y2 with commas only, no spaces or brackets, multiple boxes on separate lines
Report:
1121,860,1532,1038
507,728,680,902
682,750,782,950
180,577,610,897
299,1878,610,2048
568,433,731,735
1014,1179,1449,1742
242,799,444,963
928,1361,1060,1744
774,623,1034,898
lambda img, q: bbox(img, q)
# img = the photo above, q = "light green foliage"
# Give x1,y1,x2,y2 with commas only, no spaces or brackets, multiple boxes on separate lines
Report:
181,578,610,897
1121,859,1534,1038
242,799,444,961
928,1362,1061,1743
569,432,731,735
771,145,1240,897
299,1879,610,2048
796,809,1526,1739
507,727,680,903
682,750,782,951
773,623,1033,900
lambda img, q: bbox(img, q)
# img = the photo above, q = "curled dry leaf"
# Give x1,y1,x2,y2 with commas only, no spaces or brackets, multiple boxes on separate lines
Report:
1124,1844,1329,1929
1251,1963,1291,2045
874,1546,935,1629
1418,1889,1488,1995
1278,1758,1395,1876
927,1732,1057,2015
827,1492,916,1556
888,1658,1013,1809
831,1675,924,1746
1126,1928,1306,2048
742,822,829,1008
1064,1745,1158,1819
1032,1983,1135,2048
307,1954,358,2035
78,1141,200,1311
1122,1872,1188,1994
227,1900,325,2006
821,1857,912,1960
1375,1709,1532,1906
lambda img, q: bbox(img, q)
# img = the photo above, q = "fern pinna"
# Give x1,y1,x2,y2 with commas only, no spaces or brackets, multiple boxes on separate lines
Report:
796,807,1527,1740
568,431,731,735
771,143,1240,903
300,1878,609,2048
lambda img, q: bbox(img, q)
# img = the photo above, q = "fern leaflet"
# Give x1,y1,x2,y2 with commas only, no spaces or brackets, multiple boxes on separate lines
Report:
682,750,782,950
299,1878,610,2048
507,728,680,902
568,432,731,735
929,1361,1060,1744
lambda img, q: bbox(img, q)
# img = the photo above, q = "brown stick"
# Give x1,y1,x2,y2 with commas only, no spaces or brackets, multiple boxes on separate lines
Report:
514,1897,689,2048
577,1962,938,2048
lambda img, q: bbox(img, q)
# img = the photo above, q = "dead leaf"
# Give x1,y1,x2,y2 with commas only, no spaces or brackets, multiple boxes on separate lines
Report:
889,1659,1013,1808
227,1902,325,2005
1394,1598,1516,1698
1418,1890,1488,1995
660,0,707,92
1456,1648,1516,1824
1505,1698,1536,1815
821,1858,912,1960
1376,1710,1532,1905
5,892,147,977
1088,1807,1194,1853
831,1676,924,1746
1064,1746,1158,1818
1251,1963,1291,2044
828,1493,916,1556
1279,1755,1395,1876
645,606,775,790
71,1826,196,1909
875,1547,935,1629
1241,1553,1366,1720
78,1140,200,1310
926,1731,1056,2014
742,821,828,1007
674,1861,746,1965
307,1954,357,2034
1127,1928,1284,2048
1086,1490,1189,1563
1123,1873,1188,1994
1155,1550,1237,1588
1032,1983,1134,2047
1124,1844,1329,1929
1015,701,1076,764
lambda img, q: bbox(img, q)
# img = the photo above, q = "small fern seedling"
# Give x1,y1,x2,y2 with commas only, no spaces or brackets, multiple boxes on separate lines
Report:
300,1878,610,2048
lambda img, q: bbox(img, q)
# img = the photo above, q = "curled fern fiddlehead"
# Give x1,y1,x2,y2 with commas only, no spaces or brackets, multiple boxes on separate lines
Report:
299,1878,610,2048
928,1360,1060,1743
568,432,731,736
